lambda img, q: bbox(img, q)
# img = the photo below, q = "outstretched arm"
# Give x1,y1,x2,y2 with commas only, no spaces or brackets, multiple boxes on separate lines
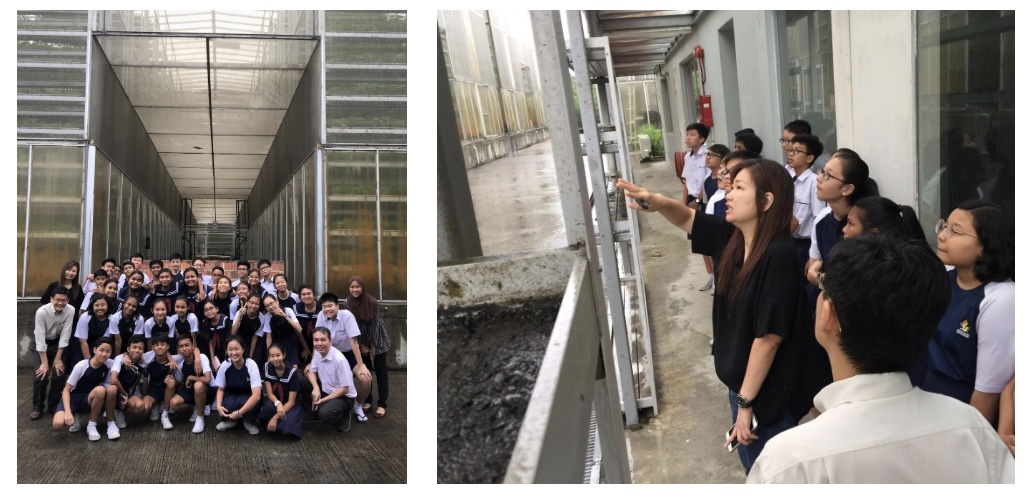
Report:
617,179,697,234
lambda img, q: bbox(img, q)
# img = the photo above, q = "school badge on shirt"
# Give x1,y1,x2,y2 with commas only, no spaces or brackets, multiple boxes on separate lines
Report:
955,320,971,338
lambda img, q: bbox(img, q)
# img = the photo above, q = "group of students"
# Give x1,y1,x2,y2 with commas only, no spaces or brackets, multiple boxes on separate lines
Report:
30,254,393,441
620,118,1015,482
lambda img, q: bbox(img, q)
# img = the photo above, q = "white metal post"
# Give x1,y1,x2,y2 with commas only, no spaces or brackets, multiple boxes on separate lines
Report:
81,145,97,280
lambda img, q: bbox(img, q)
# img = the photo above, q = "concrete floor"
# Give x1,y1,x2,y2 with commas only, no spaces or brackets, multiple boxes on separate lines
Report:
17,369,407,483
466,140,746,483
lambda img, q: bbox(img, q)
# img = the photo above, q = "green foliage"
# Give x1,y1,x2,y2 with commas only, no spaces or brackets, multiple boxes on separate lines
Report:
638,123,664,157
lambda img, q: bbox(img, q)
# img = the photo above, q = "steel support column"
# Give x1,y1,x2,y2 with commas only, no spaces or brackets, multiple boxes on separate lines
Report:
81,145,97,276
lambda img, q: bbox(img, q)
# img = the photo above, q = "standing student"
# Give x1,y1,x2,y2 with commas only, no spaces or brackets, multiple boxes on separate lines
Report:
786,133,828,269
168,253,185,287
346,276,392,418
82,259,116,295
70,295,112,367
52,337,117,441
117,261,135,290
107,295,144,354
316,292,371,422
272,274,300,312
30,287,76,420
150,268,182,315
779,119,811,163
127,253,152,288
233,294,268,368
192,258,211,288
171,295,200,355
41,260,85,310
247,269,263,297
141,334,178,430
210,276,234,317
681,123,710,208
213,335,262,435
119,271,154,319
181,267,209,314
79,270,109,311
200,299,232,375
232,260,250,289
143,300,176,351
294,285,320,370
168,335,212,433
911,201,1015,427
697,144,729,291
106,334,148,431
307,327,357,431
841,196,925,244
618,159,815,474
147,260,163,291
257,259,276,296
259,343,303,438
262,294,307,367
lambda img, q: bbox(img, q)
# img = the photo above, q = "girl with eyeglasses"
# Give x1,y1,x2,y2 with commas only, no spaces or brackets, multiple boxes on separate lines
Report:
910,201,1014,428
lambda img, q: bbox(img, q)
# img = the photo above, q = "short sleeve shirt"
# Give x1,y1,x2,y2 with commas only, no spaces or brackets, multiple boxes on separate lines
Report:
315,310,361,353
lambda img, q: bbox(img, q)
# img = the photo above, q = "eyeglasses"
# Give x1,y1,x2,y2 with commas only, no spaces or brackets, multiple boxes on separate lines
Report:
786,148,809,156
779,137,793,145
935,219,979,240
705,151,723,159
259,266,270,271
819,169,846,183
718,169,731,178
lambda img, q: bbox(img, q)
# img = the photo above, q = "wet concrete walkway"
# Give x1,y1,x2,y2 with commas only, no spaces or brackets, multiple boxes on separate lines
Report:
17,369,407,483
466,140,745,483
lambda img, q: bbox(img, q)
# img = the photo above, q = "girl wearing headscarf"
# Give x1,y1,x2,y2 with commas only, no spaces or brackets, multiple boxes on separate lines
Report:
346,276,391,418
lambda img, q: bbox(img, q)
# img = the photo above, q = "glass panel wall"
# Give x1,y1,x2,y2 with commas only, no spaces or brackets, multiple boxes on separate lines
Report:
618,76,661,151
17,145,84,297
249,158,315,289
325,11,407,145
97,10,314,36
16,10,89,139
916,11,1014,242
325,149,406,300
778,11,837,158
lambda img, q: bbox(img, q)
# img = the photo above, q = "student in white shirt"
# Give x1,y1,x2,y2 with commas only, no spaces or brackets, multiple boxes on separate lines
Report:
748,235,1014,483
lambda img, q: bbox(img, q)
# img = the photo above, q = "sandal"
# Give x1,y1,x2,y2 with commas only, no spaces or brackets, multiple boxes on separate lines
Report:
355,412,368,423
374,407,386,419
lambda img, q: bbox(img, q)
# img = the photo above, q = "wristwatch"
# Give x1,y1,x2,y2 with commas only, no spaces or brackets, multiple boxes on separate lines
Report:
735,394,753,409
274,401,281,407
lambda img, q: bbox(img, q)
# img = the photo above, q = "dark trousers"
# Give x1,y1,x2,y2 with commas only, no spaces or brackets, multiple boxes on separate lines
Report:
316,392,355,426
362,352,389,408
30,338,65,412
793,238,812,272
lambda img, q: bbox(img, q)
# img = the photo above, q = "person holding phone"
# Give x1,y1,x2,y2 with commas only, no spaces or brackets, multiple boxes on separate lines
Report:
619,158,815,474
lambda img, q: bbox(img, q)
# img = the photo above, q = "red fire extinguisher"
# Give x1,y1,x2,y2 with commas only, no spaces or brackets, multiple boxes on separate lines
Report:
693,46,714,127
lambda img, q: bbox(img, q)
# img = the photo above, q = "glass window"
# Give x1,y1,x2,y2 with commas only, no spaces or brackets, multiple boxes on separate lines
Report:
779,11,837,155
23,146,85,297
326,10,406,34
916,10,1014,242
325,151,380,296
303,155,316,288
17,146,30,295
92,151,111,267
379,151,407,300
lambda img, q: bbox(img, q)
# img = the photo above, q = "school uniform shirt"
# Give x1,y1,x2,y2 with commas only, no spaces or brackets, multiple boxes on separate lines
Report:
228,297,247,319
681,145,709,200
294,304,320,355
259,279,276,296
263,361,300,400
117,273,150,291
808,206,841,261
107,311,145,340
202,314,232,362
201,274,213,288
212,358,261,393
171,271,185,288
315,310,361,354
704,189,726,215
72,313,112,362
118,287,154,319
66,358,116,394
912,273,1015,403
172,353,212,383
150,282,183,313
143,316,177,340
747,373,1015,483
790,169,825,239
211,295,233,318
142,351,176,392
79,291,99,311
172,313,200,341
110,353,149,396
34,302,75,351
181,285,211,314
309,346,357,398
274,292,300,313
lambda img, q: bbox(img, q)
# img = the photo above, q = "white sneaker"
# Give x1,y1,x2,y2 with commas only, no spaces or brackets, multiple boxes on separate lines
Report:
699,275,715,291
87,422,101,442
192,417,205,434
149,405,160,421
69,413,86,432
114,409,127,429
161,413,173,430
242,420,259,435
189,410,197,422
216,419,238,431
107,421,121,440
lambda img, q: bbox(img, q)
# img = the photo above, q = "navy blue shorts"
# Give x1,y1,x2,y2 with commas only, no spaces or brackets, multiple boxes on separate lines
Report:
176,383,206,405
55,392,90,414
145,384,169,401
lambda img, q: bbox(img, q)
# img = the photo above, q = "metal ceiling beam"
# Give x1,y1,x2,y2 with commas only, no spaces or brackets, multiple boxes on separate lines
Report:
597,10,693,19
598,13,695,31
604,27,690,40
613,53,666,64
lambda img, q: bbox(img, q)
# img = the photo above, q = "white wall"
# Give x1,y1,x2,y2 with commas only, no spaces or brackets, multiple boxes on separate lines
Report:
832,11,918,207
661,11,782,158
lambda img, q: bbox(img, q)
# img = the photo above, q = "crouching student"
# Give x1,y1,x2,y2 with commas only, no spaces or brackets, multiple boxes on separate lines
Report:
306,326,357,432
141,334,179,431
106,335,148,432
213,335,262,435
259,343,302,438
168,335,212,434
53,337,117,441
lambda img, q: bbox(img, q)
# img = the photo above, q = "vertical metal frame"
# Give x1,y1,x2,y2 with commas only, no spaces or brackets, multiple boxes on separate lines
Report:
104,160,111,258
116,172,123,261
301,164,307,284
315,146,327,291
83,10,95,139
375,150,383,299
21,145,34,296
81,145,97,274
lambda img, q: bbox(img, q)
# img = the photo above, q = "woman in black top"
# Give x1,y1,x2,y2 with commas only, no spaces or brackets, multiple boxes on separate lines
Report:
42,260,85,310
619,158,818,474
